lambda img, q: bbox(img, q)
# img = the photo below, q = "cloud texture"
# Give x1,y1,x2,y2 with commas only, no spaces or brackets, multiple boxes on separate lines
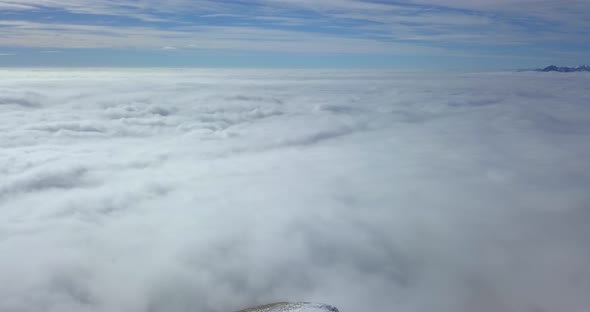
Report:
1,0,589,65
1,69,590,312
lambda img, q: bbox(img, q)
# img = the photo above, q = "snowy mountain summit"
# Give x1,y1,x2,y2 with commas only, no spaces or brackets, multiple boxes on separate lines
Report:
236,302,340,312
541,65,590,72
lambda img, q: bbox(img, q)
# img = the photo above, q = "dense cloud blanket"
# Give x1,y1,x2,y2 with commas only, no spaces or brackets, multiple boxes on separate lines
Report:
1,69,589,312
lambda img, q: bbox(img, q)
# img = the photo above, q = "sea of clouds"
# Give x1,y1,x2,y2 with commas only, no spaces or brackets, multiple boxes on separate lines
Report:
1,69,589,312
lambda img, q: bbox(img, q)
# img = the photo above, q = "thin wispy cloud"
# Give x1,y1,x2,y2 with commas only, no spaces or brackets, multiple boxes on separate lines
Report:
0,0,588,67
0,21,430,54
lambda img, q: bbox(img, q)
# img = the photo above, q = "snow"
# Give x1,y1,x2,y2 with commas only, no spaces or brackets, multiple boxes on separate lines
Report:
1,69,590,312
237,302,338,312
541,64,590,72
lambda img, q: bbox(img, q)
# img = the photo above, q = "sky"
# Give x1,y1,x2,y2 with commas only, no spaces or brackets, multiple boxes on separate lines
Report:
0,1,589,68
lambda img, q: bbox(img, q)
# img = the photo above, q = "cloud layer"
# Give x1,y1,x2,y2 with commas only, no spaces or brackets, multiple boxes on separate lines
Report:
1,69,590,312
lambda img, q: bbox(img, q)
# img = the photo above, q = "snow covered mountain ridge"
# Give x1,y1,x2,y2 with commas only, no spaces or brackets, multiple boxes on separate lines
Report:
539,65,590,72
236,302,339,312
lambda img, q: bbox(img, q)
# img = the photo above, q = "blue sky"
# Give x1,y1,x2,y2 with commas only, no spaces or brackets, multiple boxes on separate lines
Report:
0,0,588,68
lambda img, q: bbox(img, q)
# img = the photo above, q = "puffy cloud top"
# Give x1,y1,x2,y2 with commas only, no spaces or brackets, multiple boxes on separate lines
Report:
1,69,590,312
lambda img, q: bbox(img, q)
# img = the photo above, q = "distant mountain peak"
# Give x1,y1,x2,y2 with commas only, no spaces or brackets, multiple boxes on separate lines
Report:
540,65,590,72
236,302,339,312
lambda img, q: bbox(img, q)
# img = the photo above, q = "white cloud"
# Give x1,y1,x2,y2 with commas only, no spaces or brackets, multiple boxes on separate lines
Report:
405,0,590,28
0,0,587,56
0,0,220,20
0,21,440,54
1,69,590,312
